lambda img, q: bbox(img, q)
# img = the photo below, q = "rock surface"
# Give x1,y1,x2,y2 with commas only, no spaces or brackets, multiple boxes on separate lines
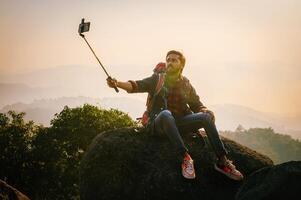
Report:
0,180,30,200
236,161,301,200
80,127,273,200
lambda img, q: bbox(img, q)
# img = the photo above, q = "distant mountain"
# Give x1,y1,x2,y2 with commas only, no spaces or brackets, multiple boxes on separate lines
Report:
0,65,102,88
211,104,301,140
0,82,81,108
211,104,283,130
99,97,145,119
221,127,301,164
0,65,146,101
1,96,300,139
0,96,145,126
0,65,148,108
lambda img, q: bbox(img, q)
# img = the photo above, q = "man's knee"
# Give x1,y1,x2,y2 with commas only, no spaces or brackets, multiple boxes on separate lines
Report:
202,112,215,124
154,110,176,134
157,110,174,122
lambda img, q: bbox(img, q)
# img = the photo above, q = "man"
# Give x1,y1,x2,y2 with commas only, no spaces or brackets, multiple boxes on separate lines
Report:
107,50,243,180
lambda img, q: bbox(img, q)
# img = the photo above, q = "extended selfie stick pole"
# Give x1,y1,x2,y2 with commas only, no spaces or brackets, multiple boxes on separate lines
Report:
78,18,119,93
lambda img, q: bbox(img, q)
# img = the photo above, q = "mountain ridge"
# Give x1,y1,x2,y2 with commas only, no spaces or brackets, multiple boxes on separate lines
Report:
0,96,300,139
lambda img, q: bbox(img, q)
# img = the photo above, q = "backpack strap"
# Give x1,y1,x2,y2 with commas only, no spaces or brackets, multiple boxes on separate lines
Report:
147,72,166,112
154,73,165,96
141,63,167,127
153,62,167,96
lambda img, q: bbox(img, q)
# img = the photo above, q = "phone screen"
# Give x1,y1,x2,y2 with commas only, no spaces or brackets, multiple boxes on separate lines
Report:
79,22,90,34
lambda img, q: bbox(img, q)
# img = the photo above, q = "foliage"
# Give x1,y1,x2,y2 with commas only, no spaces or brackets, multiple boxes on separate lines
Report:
2,105,300,199
0,111,40,196
0,104,136,199
221,126,301,164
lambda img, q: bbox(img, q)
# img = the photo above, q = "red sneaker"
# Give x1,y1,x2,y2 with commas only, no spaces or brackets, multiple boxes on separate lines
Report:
214,159,244,181
181,153,196,179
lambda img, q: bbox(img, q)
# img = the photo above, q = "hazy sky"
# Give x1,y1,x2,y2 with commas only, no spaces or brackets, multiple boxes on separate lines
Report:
1,0,300,116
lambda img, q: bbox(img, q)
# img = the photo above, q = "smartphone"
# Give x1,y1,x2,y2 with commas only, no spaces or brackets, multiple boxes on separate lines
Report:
78,19,90,34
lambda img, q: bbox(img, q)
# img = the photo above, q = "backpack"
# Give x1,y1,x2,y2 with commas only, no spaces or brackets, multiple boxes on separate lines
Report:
140,62,166,127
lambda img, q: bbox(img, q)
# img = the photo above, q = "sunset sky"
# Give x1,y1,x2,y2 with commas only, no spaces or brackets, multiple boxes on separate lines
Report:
1,0,300,116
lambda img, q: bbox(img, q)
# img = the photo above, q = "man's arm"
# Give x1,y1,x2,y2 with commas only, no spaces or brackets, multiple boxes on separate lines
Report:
187,85,207,112
106,74,157,94
107,78,133,93
185,78,215,122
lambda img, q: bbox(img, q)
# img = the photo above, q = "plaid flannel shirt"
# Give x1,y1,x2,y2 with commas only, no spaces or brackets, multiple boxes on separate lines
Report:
128,74,207,119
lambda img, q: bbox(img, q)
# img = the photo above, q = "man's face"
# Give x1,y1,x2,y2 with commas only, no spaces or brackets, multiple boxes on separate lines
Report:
166,53,183,76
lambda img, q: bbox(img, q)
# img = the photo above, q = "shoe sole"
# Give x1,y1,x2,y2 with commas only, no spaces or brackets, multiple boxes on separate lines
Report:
182,172,196,179
214,164,243,181
182,168,196,179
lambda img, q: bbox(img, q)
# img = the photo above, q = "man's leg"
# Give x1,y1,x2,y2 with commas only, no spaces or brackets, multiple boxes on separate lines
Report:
176,112,228,158
153,110,195,179
176,112,243,180
153,110,188,157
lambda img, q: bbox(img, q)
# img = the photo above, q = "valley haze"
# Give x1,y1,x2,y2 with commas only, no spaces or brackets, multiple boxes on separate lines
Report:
0,65,300,139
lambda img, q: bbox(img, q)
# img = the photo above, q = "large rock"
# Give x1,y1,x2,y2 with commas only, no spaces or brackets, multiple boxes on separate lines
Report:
236,161,301,200
0,180,30,200
80,127,273,200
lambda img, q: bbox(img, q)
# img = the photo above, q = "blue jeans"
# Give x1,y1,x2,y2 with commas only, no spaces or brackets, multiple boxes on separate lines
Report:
153,110,228,158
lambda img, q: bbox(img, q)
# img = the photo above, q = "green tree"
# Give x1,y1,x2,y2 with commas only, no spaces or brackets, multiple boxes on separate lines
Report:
32,104,136,199
1,104,137,199
221,127,301,164
0,111,41,196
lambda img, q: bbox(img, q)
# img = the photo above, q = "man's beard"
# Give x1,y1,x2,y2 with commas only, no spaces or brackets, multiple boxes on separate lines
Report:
166,65,182,86
166,65,181,77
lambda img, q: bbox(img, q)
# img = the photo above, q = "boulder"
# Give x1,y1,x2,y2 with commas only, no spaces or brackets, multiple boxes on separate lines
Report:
0,180,30,200
236,161,301,200
80,127,273,200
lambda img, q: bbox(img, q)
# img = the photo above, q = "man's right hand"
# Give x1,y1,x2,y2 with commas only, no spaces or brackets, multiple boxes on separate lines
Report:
106,77,118,88
106,78,133,93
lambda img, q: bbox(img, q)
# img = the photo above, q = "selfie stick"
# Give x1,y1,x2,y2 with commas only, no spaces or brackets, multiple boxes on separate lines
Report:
78,18,119,93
